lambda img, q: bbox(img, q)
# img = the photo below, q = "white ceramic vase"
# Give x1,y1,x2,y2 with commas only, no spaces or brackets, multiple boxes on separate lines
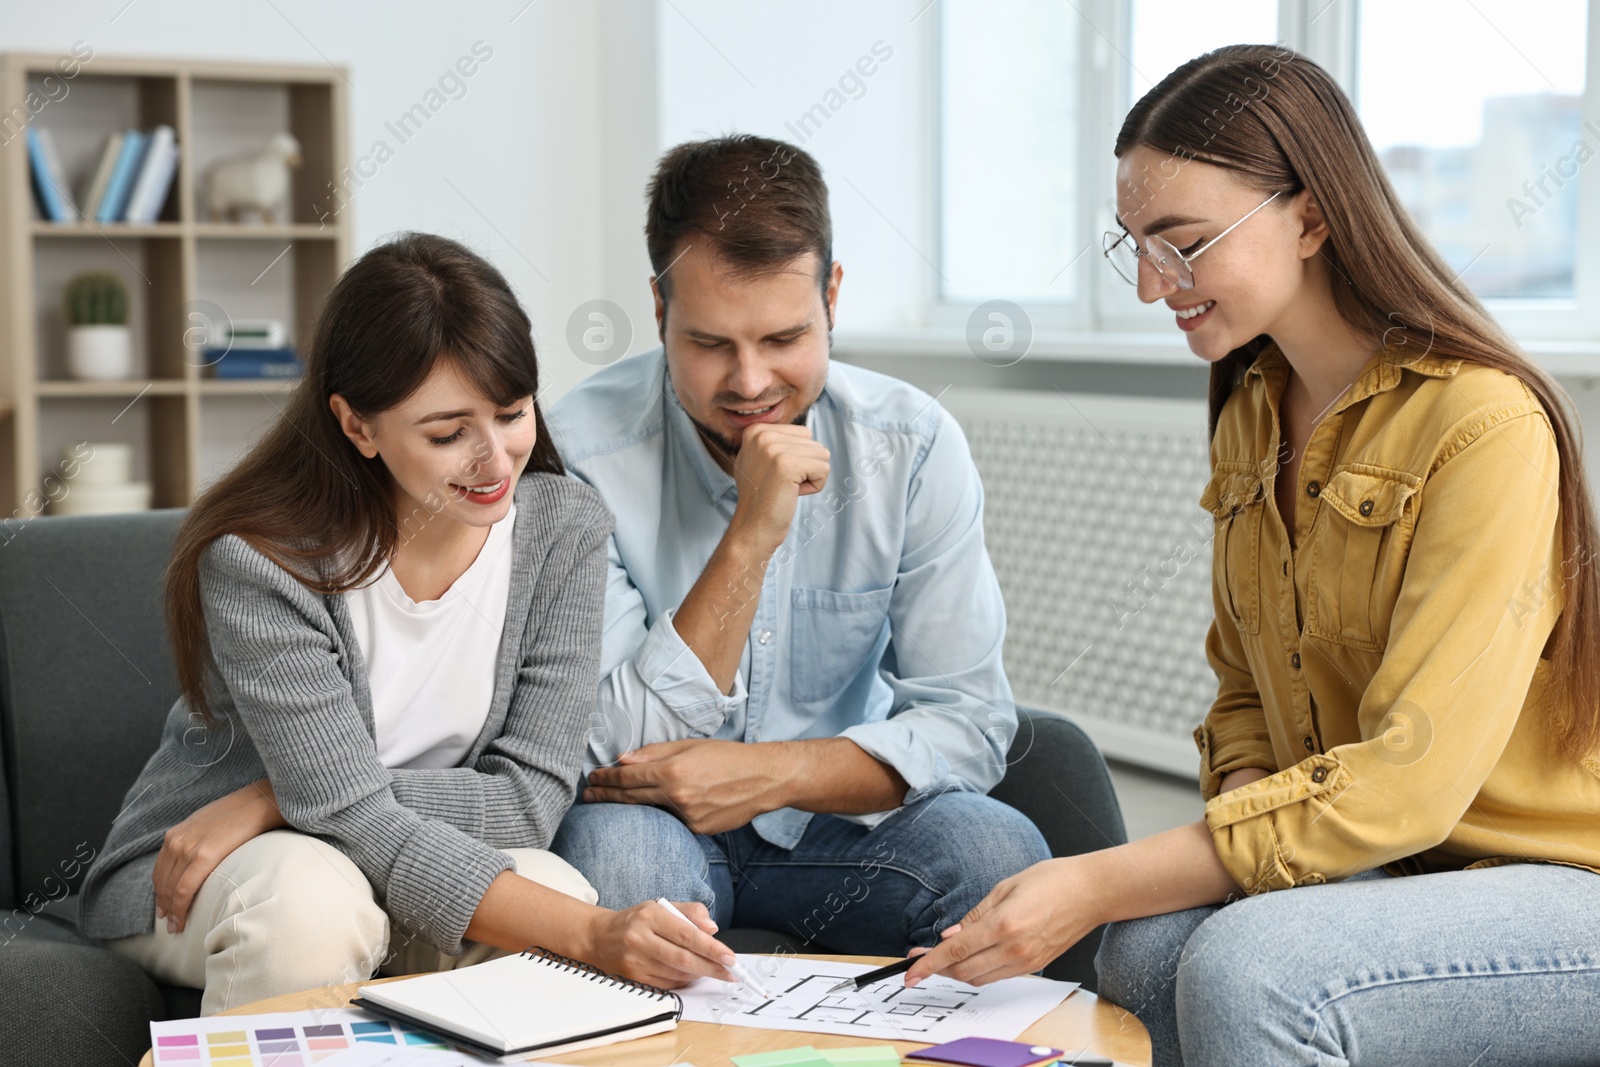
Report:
66,325,134,380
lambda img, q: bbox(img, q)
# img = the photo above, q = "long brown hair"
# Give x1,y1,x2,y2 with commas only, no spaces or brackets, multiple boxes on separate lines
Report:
1117,45,1600,759
168,232,565,719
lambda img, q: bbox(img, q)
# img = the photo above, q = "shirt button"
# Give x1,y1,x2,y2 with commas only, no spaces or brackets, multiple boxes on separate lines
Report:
758,629,772,645
1304,735,1316,752
1311,766,1329,783
1359,499,1374,517
1290,652,1301,669
1306,481,1321,498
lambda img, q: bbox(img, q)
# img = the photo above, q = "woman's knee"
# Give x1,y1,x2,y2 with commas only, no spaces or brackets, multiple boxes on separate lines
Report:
206,830,389,965
502,848,600,906
1096,910,1197,1006
1172,892,1309,1035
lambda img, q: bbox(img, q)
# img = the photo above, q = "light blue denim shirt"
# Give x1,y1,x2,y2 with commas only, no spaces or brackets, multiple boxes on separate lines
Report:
545,347,1015,849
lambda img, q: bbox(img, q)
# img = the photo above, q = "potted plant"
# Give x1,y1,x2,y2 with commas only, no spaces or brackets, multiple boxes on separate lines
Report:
64,271,133,380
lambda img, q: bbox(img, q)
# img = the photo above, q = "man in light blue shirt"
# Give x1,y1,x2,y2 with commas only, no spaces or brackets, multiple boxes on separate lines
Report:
548,135,1048,956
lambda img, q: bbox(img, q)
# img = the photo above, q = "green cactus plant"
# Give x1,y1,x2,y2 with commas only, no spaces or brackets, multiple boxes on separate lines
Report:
64,271,130,327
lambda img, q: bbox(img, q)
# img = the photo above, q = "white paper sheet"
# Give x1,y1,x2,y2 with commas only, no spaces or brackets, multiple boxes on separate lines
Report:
676,955,1078,1044
313,1044,490,1065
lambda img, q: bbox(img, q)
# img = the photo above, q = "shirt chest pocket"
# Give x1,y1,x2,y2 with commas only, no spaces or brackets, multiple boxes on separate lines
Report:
1306,467,1420,650
1201,467,1266,636
789,584,894,705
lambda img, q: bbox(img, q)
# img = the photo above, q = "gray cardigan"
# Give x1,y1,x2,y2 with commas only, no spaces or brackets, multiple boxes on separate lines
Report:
78,471,613,955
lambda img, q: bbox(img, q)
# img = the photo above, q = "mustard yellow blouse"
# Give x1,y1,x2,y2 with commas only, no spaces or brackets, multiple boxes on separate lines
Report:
1196,342,1600,893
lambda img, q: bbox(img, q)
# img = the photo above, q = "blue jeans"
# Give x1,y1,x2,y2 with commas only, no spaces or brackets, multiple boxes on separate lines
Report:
550,793,1050,954
1095,863,1600,1067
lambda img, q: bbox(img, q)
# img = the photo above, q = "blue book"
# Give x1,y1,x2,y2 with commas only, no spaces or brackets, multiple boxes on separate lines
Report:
97,129,148,223
26,127,70,222
206,348,303,379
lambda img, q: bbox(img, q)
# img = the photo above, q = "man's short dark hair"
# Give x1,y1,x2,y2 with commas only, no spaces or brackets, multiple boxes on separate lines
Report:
645,134,833,305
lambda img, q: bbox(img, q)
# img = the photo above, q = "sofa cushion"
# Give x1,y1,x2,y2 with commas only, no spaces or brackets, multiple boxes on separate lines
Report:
0,938,166,1067
0,510,185,909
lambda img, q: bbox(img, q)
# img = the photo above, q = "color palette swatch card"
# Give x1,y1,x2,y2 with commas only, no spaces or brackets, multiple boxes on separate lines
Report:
149,1008,464,1066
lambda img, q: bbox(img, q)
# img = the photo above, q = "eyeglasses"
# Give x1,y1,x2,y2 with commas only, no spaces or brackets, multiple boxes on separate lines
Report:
1102,191,1282,289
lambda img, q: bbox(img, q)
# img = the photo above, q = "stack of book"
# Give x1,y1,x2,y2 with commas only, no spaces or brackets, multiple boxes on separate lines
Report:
202,319,303,380
28,124,179,225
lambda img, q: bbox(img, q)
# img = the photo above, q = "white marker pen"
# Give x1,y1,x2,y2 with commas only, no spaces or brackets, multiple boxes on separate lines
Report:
655,897,773,999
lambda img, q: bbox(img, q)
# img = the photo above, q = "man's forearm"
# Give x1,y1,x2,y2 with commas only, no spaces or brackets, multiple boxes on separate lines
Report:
674,532,769,695
778,738,909,815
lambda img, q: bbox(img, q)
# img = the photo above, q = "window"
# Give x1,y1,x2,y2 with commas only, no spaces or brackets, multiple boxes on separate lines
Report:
937,0,1277,319
931,0,1600,355
1356,0,1589,301
938,0,1079,304
1128,0,1279,101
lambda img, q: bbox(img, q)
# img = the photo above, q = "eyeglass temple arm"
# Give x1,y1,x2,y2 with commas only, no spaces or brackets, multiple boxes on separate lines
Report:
1185,190,1283,263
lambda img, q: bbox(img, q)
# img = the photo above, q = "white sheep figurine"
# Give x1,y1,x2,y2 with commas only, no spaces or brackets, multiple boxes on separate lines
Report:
205,132,303,224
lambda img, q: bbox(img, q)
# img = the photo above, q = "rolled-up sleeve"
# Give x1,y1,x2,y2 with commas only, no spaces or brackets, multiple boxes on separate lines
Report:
585,534,748,770
1204,408,1563,893
201,537,512,955
838,409,1015,821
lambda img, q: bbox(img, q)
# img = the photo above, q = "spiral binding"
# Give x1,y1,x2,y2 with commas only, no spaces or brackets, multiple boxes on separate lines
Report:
520,947,684,1017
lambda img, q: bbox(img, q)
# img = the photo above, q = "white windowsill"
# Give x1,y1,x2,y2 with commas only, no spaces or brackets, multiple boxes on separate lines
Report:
833,329,1600,379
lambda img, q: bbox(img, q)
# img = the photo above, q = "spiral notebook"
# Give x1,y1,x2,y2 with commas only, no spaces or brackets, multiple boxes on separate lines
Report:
352,948,682,1061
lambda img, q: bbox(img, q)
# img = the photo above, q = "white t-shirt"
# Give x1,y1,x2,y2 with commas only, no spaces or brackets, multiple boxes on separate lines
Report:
345,505,516,769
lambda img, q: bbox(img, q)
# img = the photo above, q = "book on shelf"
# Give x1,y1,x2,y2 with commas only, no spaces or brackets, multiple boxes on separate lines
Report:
204,347,303,379
97,129,147,223
79,131,125,222
26,127,76,222
124,125,178,224
224,319,289,349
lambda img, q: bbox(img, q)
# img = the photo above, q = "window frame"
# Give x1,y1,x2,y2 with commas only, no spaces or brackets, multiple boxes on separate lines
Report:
910,0,1600,370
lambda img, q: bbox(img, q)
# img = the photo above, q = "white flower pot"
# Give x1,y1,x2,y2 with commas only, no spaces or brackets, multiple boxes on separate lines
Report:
67,325,134,380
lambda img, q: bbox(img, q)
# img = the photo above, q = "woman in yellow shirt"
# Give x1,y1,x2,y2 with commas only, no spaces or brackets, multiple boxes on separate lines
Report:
906,45,1600,1066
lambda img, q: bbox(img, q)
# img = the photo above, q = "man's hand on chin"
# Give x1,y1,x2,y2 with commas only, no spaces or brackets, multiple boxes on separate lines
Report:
583,738,790,835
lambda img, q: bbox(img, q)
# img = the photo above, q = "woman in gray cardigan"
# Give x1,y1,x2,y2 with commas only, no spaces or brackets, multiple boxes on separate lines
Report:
77,233,738,1014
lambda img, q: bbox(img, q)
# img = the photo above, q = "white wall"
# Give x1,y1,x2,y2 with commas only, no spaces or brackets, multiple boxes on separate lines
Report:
656,0,933,333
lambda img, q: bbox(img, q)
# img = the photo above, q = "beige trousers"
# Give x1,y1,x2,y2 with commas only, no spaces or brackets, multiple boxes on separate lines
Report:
104,829,598,1015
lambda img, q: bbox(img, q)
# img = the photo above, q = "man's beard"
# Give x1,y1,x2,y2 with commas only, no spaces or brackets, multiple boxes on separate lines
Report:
688,401,813,459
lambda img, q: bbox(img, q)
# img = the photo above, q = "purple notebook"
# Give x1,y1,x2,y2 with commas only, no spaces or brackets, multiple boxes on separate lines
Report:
906,1037,1063,1067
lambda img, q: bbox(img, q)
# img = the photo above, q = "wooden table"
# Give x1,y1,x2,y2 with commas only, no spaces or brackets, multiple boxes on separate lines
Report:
137,955,1151,1066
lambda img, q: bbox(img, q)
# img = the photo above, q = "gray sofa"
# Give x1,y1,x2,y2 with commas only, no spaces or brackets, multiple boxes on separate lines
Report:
0,509,1128,1066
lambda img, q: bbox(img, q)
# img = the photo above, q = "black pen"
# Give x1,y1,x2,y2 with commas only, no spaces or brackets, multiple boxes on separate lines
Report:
824,957,917,993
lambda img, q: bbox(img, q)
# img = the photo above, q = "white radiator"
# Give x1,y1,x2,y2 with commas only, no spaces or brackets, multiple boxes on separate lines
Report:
947,388,1216,778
